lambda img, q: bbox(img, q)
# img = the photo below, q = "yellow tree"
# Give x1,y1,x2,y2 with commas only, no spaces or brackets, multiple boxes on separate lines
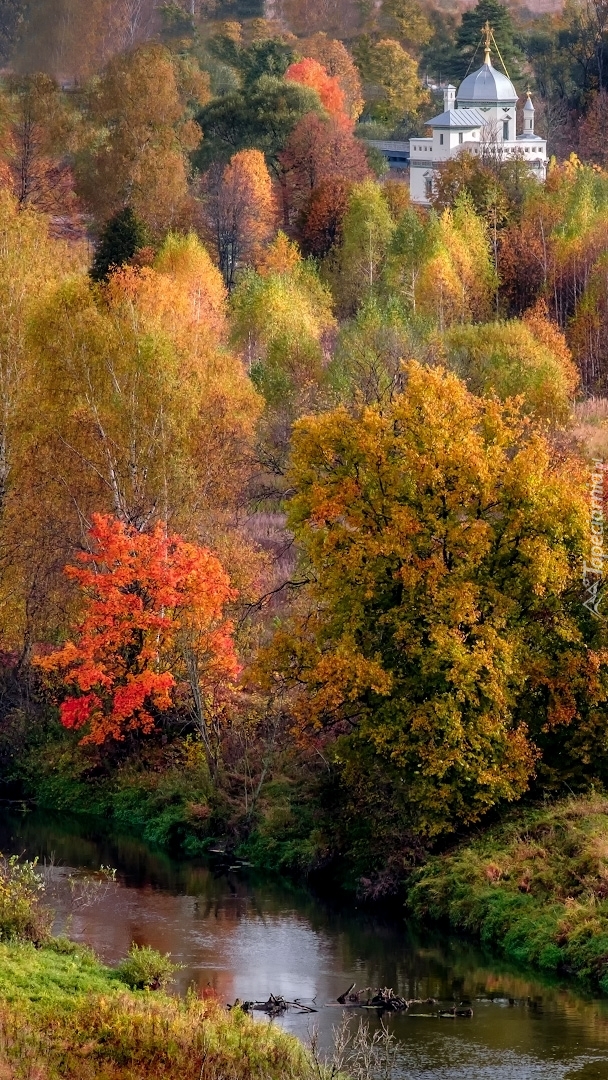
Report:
0,192,85,653
415,196,496,328
260,363,597,872
75,44,204,234
5,235,260,651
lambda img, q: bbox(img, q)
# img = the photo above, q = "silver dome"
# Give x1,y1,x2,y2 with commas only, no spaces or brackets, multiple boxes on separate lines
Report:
457,60,518,105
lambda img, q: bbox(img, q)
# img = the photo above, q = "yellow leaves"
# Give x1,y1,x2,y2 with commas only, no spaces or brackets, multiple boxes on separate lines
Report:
231,261,334,361
415,201,495,328
76,44,199,234
445,316,578,424
355,37,428,126
255,231,301,277
263,362,598,838
107,232,228,346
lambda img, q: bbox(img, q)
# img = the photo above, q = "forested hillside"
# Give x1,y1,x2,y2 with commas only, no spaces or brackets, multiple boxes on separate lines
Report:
0,0,608,911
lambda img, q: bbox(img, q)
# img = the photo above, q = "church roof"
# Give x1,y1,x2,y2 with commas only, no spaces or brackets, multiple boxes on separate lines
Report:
425,107,486,128
457,59,518,105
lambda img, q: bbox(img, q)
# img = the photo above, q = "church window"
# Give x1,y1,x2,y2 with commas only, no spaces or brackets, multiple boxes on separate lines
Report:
440,134,444,145
458,131,463,144
503,120,509,140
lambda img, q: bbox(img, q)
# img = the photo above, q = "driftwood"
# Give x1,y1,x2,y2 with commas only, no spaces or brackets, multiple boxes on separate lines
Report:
229,994,317,1016
334,985,471,1017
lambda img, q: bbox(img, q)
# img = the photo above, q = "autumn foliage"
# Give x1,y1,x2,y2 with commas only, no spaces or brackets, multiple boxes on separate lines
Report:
263,363,598,852
285,58,347,119
38,515,238,745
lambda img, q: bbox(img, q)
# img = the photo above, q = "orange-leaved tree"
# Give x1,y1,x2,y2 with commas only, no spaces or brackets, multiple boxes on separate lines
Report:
204,148,276,290
37,514,239,756
285,58,346,119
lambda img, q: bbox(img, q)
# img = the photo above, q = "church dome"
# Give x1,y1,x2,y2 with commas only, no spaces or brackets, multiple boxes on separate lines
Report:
457,59,518,105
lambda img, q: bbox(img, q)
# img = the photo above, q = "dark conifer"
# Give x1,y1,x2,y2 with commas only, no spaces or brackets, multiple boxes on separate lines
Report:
90,207,150,283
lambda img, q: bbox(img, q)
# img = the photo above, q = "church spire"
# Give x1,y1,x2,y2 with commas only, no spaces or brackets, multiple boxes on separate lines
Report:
483,20,492,65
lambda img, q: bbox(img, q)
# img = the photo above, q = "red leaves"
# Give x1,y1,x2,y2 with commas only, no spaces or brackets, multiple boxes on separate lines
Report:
38,514,238,745
285,58,346,119
59,694,102,731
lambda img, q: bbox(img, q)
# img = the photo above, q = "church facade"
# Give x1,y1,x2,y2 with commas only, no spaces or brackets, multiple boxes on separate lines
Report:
409,38,547,205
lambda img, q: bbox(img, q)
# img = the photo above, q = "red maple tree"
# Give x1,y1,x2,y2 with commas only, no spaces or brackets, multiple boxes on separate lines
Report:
38,514,238,745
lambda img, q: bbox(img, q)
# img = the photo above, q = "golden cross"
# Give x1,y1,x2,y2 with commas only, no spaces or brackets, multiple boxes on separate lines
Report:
483,20,492,64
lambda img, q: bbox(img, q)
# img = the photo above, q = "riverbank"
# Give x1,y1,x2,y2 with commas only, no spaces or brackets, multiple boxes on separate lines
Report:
406,793,608,994
0,938,322,1079
12,728,324,879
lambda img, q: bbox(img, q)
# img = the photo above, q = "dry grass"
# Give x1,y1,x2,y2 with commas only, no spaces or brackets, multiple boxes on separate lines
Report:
571,397,608,458
0,942,321,1080
0,991,317,1080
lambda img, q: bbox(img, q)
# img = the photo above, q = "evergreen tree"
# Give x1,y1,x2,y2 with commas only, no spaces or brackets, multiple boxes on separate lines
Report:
451,0,524,83
90,207,149,283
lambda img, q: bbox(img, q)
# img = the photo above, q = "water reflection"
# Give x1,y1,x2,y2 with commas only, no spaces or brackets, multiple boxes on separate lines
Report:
1,810,608,1079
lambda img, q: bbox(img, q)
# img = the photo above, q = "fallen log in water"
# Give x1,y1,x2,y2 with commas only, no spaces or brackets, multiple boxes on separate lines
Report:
333,985,471,1017
229,994,317,1015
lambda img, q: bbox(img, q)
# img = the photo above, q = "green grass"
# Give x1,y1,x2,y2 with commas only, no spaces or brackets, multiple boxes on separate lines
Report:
406,793,608,993
0,940,326,1079
0,938,120,1005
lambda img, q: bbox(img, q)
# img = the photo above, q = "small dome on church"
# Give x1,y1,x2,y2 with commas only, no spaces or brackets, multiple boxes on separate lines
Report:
457,59,518,105
523,92,534,112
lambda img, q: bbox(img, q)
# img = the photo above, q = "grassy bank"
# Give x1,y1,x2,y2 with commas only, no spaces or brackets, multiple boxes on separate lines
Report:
0,939,322,1079
407,794,608,993
12,727,323,878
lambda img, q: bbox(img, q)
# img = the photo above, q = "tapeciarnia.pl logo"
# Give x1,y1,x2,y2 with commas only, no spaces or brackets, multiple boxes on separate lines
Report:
583,458,606,618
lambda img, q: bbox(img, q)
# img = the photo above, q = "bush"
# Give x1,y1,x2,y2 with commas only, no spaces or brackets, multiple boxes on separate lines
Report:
116,944,179,991
0,854,52,944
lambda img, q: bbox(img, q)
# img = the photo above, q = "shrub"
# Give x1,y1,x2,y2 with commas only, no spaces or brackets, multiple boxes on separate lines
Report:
0,854,52,944
116,944,179,991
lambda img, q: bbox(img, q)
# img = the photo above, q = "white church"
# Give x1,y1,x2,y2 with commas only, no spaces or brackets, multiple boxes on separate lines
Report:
409,25,547,205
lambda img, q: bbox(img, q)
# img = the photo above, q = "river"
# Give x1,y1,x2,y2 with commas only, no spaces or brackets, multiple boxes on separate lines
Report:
2,810,608,1079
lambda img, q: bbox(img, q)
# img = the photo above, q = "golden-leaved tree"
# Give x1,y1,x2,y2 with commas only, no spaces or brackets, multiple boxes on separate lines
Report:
260,362,603,875
4,233,261,653
203,149,276,291
414,196,496,327
444,305,579,423
0,192,85,654
75,43,207,234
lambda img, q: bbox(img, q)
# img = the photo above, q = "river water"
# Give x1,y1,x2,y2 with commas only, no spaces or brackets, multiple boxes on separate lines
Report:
2,810,608,1079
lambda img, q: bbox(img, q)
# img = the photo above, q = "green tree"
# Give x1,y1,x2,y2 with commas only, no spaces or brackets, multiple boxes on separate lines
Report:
354,36,427,126
452,0,524,82
334,178,395,312
444,311,578,423
194,77,323,176
90,207,150,283
326,296,426,404
206,33,296,87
